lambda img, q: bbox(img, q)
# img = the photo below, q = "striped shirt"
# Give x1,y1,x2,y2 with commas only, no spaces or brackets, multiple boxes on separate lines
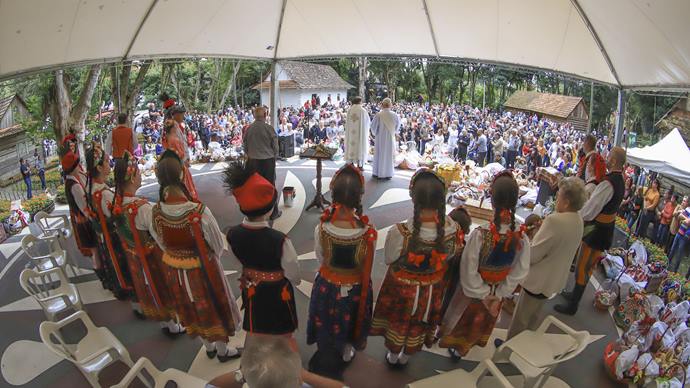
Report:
678,207,690,237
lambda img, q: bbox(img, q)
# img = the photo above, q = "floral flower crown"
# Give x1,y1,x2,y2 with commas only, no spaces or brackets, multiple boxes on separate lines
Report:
329,163,364,191
91,142,105,167
122,151,138,182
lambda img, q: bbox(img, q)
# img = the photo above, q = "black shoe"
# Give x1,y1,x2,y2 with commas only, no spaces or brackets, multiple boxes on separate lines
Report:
560,290,573,301
132,309,145,320
270,210,282,221
206,349,217,359
447,348,462,361
217,348,242,363
494,339,504,348
160,327,185,339
554,284,586,316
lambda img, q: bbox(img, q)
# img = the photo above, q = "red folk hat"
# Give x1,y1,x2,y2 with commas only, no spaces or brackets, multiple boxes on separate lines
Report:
61,150,80,174
232,173,275,213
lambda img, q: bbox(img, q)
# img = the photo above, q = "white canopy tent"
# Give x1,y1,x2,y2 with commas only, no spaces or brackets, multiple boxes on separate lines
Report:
1,0,690,89
627,128,690,185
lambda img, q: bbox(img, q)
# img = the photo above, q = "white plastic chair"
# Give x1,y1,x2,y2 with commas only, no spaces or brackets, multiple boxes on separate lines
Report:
21,234,68,273
20,267,82,321
406,359,515,388
39,311,135,387
111,357,208,388
34,211,72,241
493,315,590,388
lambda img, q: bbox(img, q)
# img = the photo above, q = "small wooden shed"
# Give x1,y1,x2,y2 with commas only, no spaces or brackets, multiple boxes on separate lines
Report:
504,90,589,132
0,94,34,179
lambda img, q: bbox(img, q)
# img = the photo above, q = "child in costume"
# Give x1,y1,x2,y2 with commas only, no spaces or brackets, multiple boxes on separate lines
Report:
440,206,472,319
85,144,132,301
370,168,463,367
111,151,185,335
223,162,301,338
439,171,530,359
307,164,377,363
61,136,99,273
163,117,199,201
149,150,241,362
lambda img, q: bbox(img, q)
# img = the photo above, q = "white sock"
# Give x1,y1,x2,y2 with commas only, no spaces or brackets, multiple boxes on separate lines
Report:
202,339,215,352
131,303,142,313
386,351,399,364
342,344,355,362
167,320,185,333
397,352,410,365
216,341,239,356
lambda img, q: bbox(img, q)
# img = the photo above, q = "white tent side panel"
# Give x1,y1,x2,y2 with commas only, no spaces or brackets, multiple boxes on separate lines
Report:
1,0,689,88
627,129,690,185
427,0,617,84
577,0,690,87
276,0,436,58
127,0,282,60
0,0,148,76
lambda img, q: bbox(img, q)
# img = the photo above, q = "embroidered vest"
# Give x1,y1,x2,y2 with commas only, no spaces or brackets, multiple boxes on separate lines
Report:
113,199,154,252
318,223,374,285
390,222,457,286
151,203,206,269
476,228,519,286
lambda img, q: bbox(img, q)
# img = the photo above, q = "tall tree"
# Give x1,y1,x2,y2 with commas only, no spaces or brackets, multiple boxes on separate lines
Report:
219,60,242,110
109,60,152,127
46,65,102,160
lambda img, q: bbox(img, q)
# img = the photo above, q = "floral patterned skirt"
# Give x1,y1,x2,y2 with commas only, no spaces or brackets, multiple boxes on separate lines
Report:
370,269,445,355
162,259,237,342
306,274,373,352
439,299,501,356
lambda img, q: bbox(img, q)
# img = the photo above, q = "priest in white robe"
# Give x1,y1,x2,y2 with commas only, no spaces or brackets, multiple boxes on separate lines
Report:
344,96,370,168
370,98,400,179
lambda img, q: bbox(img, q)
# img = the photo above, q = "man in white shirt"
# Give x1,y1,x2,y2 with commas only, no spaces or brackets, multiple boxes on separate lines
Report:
555,147,626,315
506,177,586,339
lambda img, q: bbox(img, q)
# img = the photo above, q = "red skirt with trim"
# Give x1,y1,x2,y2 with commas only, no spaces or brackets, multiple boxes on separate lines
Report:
370,268,445,355
162,257,237,342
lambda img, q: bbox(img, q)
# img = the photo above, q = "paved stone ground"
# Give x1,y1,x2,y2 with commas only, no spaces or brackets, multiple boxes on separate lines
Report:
0,158,623,387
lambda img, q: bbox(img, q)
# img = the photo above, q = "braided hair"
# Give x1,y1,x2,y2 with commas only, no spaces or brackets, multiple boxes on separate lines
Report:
490,172,520,247
85,144,107,212
409,171,447,253
112,152,137,216
156,150,192,202
327,165,365,226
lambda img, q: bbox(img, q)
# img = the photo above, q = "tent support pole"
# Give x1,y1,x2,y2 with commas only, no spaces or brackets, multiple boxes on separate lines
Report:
614,88,626,147
588,81,594,133
270,60,279,128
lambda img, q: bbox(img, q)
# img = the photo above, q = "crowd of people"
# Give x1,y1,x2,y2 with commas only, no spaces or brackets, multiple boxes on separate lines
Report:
53,86,651,387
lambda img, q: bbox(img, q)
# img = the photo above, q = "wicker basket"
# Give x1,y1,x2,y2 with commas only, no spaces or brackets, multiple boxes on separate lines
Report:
465,198,493,221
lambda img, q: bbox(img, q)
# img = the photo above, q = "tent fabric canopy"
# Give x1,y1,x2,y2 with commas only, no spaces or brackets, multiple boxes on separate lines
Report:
1,0,689,89
627,128,690,185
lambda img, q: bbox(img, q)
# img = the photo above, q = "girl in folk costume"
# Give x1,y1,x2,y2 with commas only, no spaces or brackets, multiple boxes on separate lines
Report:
61,137,99,273
439,171,530,359
439,207,472,319
149,150,241,362
370,169,463,367
162,118,199,201
223,162,301,337
110,152,185,335
85,144,133,301
307,164,377,362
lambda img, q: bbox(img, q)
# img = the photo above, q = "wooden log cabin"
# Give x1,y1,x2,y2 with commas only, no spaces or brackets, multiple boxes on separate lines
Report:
504,90,590,132
0,94,35,180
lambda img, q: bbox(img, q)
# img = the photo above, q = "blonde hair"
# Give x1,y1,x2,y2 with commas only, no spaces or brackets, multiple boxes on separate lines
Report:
558,177,587,211
241,336,302,388
381,98,392,108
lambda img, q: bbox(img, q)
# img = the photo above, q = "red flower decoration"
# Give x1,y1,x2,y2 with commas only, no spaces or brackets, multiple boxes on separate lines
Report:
408,252,426,267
